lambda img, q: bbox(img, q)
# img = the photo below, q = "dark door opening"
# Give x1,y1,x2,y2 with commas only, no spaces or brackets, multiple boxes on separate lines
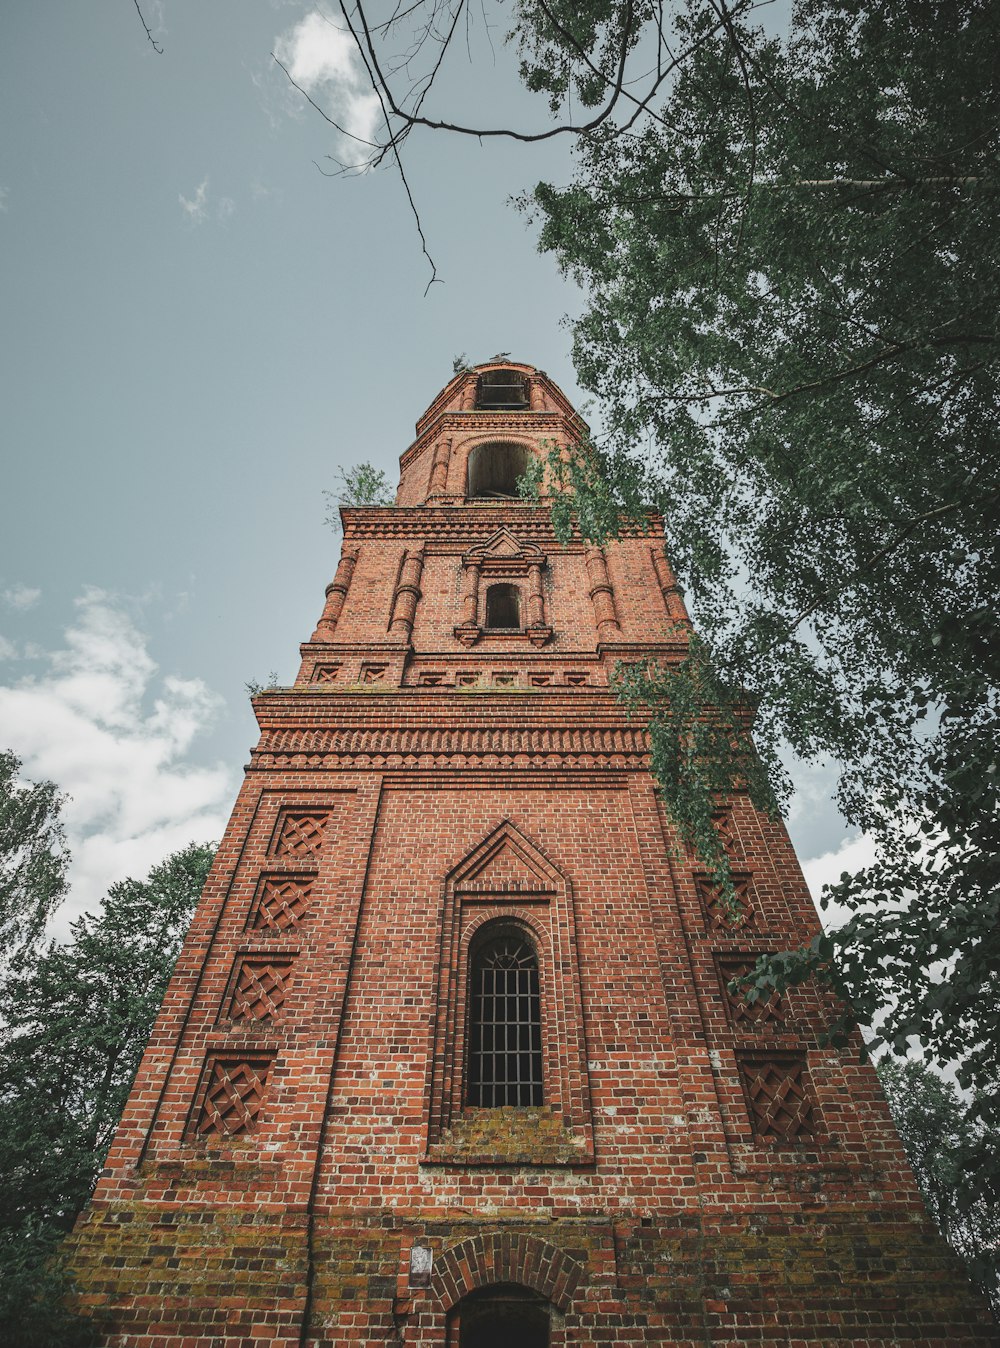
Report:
455,1284,550,1348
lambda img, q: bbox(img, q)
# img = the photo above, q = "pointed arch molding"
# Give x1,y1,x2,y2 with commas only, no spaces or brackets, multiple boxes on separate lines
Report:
423,821,595,1166
431,1231,584,1313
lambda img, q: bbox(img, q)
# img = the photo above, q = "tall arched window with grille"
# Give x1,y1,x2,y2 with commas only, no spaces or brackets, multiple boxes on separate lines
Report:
466,926,543,1107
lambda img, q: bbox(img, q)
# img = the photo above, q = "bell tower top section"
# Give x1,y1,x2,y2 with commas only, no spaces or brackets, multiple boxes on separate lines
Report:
395,359,589,507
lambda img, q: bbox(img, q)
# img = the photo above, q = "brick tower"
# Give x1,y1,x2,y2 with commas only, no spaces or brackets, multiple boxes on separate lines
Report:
69,361,995,1346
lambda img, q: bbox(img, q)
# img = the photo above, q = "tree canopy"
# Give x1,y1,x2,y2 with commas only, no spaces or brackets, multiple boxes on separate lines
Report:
0,839,215,1345
0,750,70,963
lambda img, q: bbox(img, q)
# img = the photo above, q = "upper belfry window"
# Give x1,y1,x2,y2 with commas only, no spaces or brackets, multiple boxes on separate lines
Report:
476,369,529,410
485,584,520,630
467,442,531,498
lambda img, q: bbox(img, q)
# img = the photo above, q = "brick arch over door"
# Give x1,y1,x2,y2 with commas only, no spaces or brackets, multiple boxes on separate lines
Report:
430,1231,583,1314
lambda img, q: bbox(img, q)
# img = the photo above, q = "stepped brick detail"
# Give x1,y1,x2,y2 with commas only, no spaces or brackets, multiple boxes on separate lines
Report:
66,360,996,1347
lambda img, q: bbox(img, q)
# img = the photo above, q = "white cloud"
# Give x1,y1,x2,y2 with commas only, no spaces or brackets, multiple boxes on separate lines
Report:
274,10,382,158
0,636,17,661
0,186,8,214
0,590,235,935
3,584,41,611
802,832,877,929
179,176,237,226
179,176,210,223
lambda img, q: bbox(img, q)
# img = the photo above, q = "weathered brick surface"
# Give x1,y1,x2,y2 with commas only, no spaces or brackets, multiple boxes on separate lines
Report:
67,363,997,1344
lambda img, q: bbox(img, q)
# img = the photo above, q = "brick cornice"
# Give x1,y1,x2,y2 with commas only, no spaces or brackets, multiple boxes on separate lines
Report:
341,505,665,542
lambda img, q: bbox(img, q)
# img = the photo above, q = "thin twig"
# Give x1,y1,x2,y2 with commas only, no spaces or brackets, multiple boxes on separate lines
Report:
132,0,163,54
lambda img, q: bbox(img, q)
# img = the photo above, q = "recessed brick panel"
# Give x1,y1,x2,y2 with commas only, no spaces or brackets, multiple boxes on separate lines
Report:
224,955,295,1023
717,954,784,1028
190,1054,273,1139
738,1051,815,1141
696,872,754,930
249,872,315,930
271,809,330,857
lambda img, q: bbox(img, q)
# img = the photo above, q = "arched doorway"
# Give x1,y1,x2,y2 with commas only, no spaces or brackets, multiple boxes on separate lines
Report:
449,1283,550,1348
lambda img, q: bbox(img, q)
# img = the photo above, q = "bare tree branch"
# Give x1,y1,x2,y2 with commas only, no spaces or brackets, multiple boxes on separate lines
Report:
132,0,163,54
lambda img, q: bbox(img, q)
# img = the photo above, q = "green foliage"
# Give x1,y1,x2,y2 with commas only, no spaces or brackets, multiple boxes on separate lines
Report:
245,670,280,697
0,751,70,964
323,462,394,534
0,841,215,1343
877,1058,999,1309
512,0,1000,1193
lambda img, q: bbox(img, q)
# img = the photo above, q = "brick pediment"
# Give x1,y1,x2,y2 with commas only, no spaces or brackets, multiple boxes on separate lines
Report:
450,820,561,895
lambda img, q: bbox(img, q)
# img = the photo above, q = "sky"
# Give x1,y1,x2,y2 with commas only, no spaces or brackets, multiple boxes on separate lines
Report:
0,1,855,937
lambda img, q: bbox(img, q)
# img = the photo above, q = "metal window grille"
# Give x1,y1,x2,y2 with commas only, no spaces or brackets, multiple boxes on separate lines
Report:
467,934,543,1107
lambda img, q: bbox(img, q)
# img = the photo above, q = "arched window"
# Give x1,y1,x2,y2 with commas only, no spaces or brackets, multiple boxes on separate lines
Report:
451,1284,550,1348
467,927,543,1107
485,583,520,630
467,442,531,498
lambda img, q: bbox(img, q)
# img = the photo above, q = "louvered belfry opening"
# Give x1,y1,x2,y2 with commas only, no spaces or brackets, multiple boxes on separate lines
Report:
467,929,543,1107
475,369,529,410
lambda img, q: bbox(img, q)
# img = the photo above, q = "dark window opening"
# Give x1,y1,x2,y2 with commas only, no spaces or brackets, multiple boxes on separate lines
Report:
476,370,529,410
485,584,520,630
467,442,531,498
455,1284,550,1348
467,930,543,1107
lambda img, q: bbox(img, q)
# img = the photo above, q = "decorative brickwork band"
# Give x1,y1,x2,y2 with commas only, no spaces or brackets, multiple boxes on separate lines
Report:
249,873,315,930
430,1232,583,1313
191,1054,273,1138
650,546,692,627
737,1051,815,1141
389,548,425,639
225,955,294,1022
585,546,622,637
311,545,359,640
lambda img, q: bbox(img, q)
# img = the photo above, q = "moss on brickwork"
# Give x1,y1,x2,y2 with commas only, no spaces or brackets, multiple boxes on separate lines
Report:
65,1204,998,1346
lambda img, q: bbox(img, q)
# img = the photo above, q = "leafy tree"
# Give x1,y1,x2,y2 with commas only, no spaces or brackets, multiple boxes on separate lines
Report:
877,1058,999,1309
332,0,1000,1199
0,841,215,1344
323,462,394,534
0,750,70,963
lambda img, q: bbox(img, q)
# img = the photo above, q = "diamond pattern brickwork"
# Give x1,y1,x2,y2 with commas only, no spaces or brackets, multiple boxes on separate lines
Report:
717,955,784,1028
250,874,315,931
193,1055,273,1138
738,1052,815,1141
312,663,342,683
273,810,330,858
226,956,294,1022
696,873,754,930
